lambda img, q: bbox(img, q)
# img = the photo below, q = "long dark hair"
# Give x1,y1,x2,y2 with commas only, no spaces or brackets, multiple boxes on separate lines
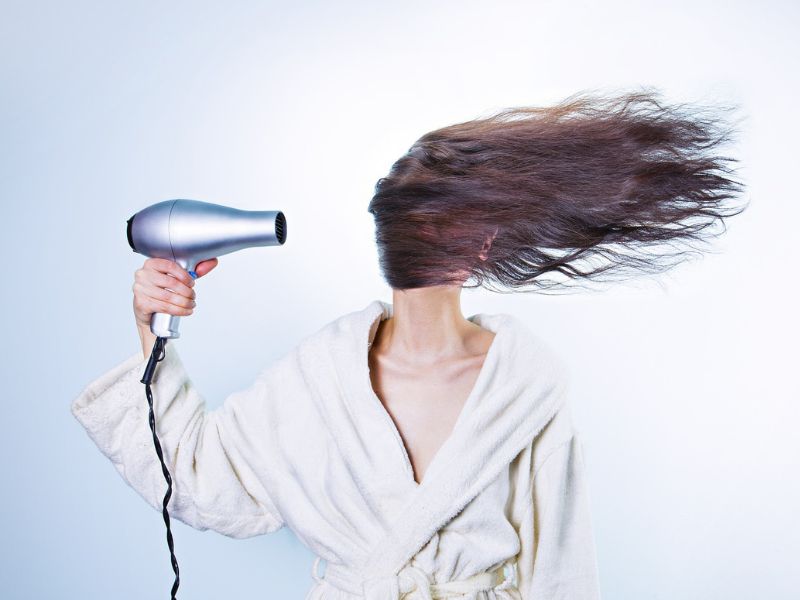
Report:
367,87,748,293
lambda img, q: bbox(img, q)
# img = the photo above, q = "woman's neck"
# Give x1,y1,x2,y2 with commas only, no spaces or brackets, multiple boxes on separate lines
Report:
373,285,483,364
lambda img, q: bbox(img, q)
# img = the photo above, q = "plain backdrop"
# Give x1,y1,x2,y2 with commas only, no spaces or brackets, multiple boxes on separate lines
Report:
0,1,797,598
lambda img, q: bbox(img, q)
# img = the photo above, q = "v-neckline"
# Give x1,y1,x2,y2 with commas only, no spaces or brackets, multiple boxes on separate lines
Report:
362,300,505,489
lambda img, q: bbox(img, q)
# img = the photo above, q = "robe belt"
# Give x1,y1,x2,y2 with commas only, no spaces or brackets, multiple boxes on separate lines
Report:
312,557,517,599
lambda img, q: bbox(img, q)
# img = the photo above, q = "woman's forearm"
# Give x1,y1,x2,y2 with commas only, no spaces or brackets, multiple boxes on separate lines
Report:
137,321,158,360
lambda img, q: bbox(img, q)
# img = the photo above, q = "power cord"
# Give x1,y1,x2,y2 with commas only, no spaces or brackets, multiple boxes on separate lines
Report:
140,335,180,599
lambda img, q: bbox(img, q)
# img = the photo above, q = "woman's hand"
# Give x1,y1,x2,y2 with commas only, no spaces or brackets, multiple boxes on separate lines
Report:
132,257,219,357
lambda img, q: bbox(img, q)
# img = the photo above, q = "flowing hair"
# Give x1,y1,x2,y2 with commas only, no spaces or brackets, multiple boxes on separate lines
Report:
367,86,749,293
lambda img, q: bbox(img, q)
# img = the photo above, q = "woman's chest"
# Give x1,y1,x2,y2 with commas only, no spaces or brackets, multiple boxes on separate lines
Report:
368,352,487,485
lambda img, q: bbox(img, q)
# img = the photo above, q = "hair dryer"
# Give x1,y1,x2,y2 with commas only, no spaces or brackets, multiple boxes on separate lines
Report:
124,198,286,599
126,199,287,338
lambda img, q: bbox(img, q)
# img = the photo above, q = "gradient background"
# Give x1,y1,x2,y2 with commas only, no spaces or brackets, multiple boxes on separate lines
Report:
1,1,797,598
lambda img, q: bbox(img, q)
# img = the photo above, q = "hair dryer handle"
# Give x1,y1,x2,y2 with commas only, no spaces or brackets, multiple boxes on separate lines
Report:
149,269,198,339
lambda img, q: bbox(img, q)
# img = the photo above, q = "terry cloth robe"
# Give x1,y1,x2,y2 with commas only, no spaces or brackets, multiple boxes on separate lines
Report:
71,299,601,600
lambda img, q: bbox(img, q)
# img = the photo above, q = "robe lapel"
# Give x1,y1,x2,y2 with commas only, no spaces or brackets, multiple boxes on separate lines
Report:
293,300,407,533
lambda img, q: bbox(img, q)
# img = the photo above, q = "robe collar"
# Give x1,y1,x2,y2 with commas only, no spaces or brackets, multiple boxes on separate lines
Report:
300,299,568,581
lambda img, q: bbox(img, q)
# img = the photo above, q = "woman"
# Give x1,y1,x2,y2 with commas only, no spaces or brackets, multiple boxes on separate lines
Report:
71,87,747,600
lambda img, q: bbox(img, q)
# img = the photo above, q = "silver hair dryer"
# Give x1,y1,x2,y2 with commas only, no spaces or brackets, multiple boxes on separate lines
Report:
126,199,287,339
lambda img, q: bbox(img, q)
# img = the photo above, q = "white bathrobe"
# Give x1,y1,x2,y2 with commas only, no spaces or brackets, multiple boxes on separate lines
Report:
71,299,601,600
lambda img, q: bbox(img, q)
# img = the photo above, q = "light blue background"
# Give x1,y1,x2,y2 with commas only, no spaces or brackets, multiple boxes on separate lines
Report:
1,1,797,598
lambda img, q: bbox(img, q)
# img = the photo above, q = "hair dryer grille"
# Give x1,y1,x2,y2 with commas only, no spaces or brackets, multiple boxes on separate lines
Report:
275,211,287,244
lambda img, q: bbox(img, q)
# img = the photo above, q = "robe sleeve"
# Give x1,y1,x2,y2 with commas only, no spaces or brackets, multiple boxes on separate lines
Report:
515,432,602,599
70,344,285,539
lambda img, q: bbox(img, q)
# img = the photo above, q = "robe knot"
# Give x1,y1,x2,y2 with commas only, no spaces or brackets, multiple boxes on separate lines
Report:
313,556,517,599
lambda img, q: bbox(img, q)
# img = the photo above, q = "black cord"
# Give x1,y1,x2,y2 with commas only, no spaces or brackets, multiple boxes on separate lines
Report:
140,336,180,599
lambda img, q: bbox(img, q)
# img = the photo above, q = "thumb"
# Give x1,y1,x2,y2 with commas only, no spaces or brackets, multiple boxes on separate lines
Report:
194,258,219,278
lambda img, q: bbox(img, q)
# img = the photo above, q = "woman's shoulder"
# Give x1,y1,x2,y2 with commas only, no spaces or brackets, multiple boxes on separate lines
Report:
254,300,383,378
501,312,570,376
509,318,577,467
298,299,385,345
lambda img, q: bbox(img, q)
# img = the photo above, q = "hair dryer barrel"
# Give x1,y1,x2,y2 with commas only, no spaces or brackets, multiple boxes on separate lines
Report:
126,199,287,338
127,199,286,270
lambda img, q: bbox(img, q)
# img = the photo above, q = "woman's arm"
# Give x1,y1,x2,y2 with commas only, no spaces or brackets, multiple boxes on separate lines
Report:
72,256,285,539
70,344,285,539
137,321,158,360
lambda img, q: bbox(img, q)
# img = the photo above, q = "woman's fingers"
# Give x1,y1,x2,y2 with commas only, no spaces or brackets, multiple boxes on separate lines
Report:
137,269,196,301
133,258,203,326
138,282,196,309
135,292,194,317
132,256,217,327
143,257,196,288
